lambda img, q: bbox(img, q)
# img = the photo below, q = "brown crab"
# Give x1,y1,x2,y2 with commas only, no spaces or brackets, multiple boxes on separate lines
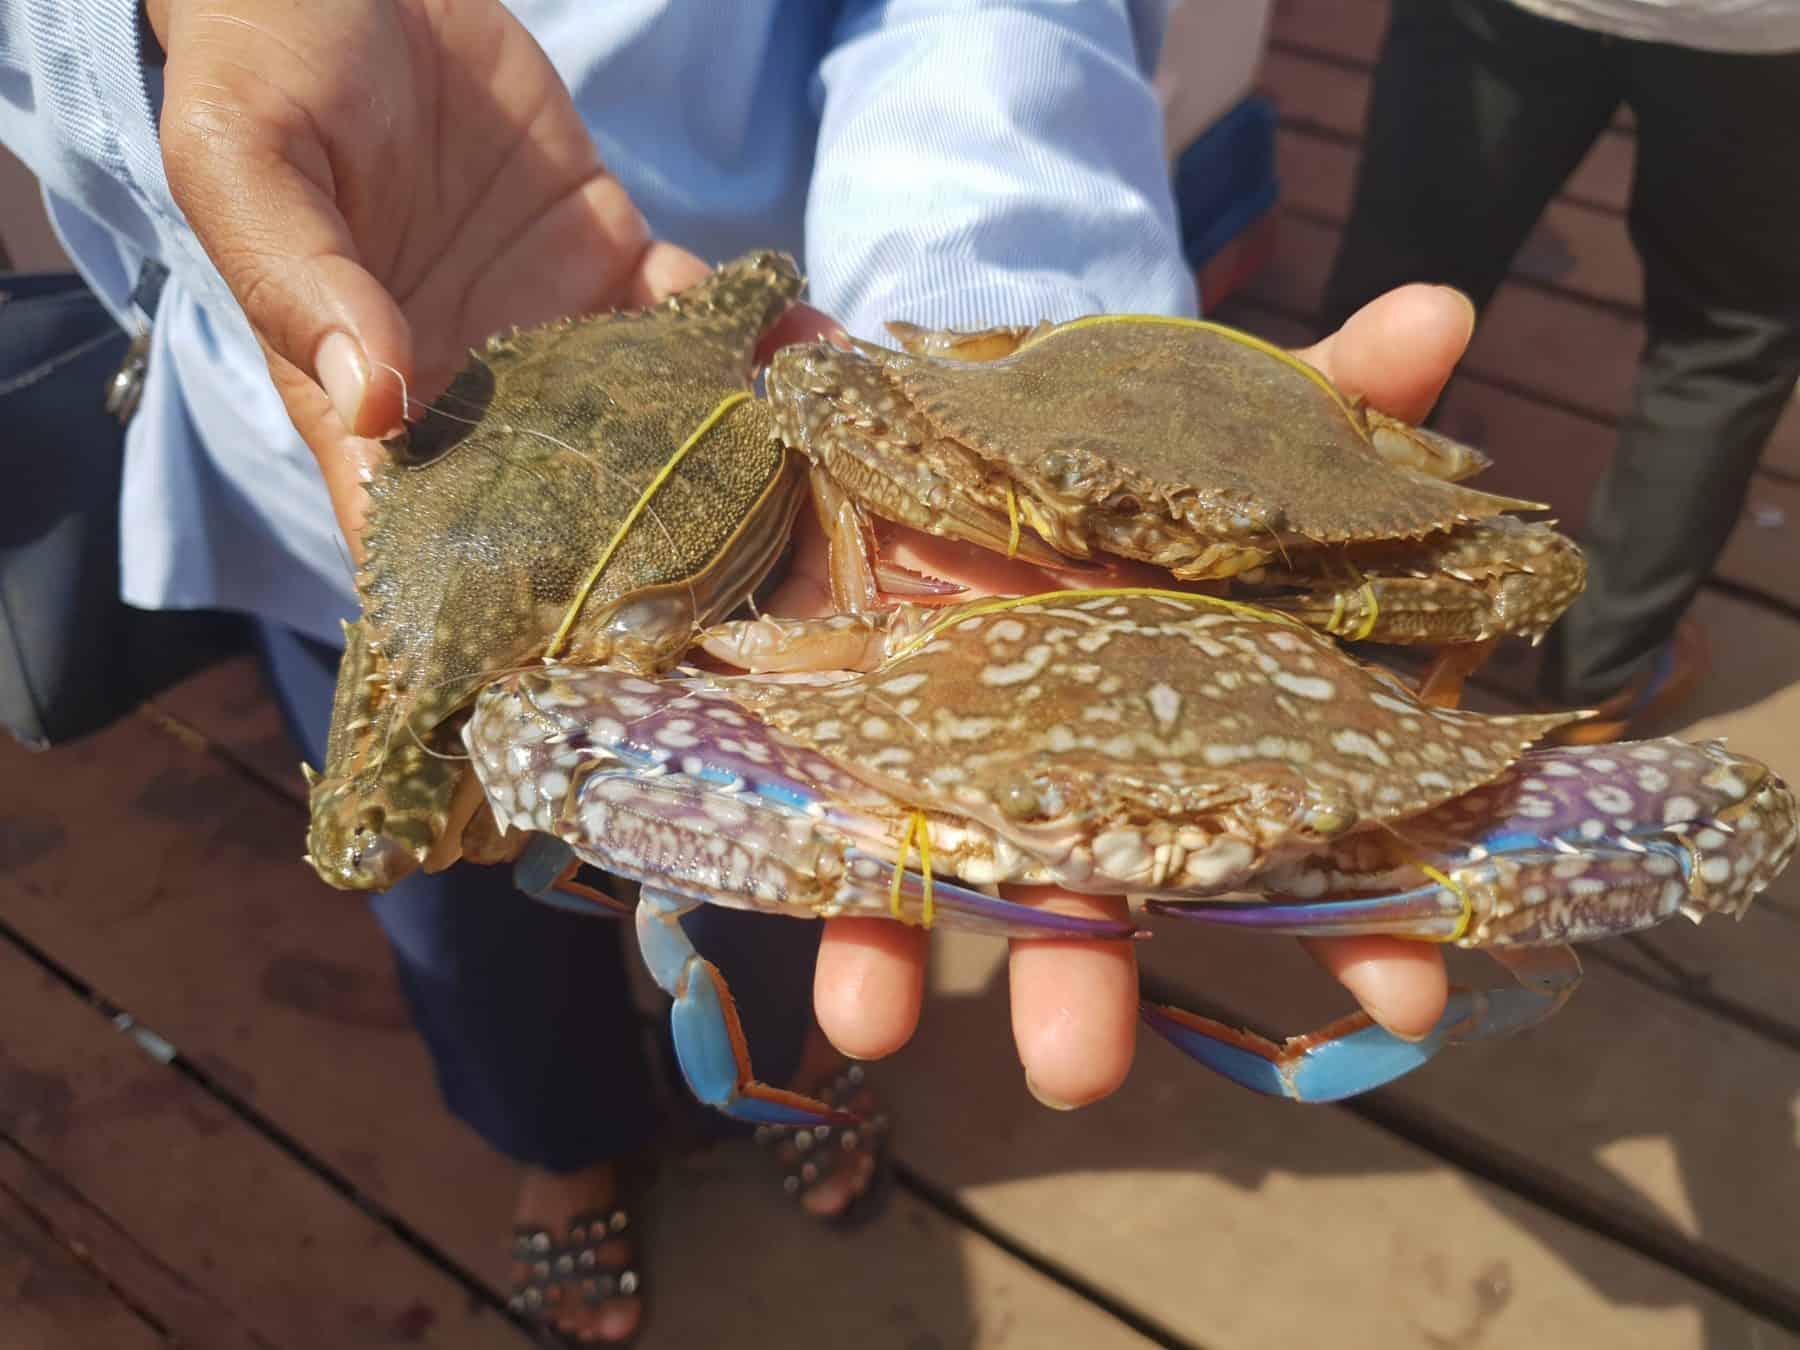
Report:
303,253,810,891
765,315,1586,669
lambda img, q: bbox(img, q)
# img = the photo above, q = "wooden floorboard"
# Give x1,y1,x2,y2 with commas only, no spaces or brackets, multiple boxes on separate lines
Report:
0,1179,167,1350
0,1136,270,1350
883,934,1799,1350
0,940,523,1348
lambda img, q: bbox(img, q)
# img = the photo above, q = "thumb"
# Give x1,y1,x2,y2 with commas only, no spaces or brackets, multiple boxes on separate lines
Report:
1297,283,1477,424
157,73,412,438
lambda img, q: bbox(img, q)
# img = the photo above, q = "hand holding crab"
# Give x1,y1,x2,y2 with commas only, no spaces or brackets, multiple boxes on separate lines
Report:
773,283,1502,1111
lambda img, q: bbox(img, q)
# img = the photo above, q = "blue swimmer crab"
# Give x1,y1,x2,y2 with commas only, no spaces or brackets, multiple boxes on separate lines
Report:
460,589,1797,1120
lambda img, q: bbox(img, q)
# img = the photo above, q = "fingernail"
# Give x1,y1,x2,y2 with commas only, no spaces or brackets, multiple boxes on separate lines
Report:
1435,285,1478,341
315,331,369,432
1025,1074,1078,1111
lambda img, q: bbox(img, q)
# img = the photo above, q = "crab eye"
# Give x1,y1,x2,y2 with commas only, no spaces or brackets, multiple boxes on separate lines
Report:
994,782,1043,821
1303,798,1358,838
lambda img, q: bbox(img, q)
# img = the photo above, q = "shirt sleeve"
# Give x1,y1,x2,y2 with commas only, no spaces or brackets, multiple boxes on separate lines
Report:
804,0,1199,340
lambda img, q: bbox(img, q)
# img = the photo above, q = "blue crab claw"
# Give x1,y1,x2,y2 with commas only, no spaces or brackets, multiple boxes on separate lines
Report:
1139,945,1581,1102
634,887,860,1127
511,834,635,919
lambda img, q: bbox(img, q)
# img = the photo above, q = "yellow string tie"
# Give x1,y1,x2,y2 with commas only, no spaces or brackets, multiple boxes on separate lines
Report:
1326,590,1348,637
1408,859,1473,944
545,391,751,660
886,810,935,928
1003,480,1022,559
1348,567,1381,642
887,813,914,921
914,810,935,929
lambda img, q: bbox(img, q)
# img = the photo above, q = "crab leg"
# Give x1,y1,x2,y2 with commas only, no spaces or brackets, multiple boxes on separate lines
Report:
1137,735,1798,1100
634,886,859,1127
1137,945,1582,1102
511,833,635,919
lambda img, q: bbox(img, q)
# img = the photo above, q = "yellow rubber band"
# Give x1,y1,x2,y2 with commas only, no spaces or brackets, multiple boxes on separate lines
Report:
887,811,915,922
545,391,751,660
1326,591,1347,637
1410,859,1473,944
1344,564,1380,642
915,810,935,930
890,586,1305,663
1003,480,1021,560
886,810,935,928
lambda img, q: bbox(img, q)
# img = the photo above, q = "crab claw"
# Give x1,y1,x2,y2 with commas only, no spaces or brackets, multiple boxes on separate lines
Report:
512,834,635,918
1140,945,1581,1101
636,887,859,1127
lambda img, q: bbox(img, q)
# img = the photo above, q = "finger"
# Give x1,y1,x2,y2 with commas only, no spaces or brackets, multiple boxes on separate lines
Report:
628,240,716,306
1007,889,1138,1109
813,916,928,1060
1295,283,1478,423
158,64,414,440
758,301,849,364
1302,935,1449,1040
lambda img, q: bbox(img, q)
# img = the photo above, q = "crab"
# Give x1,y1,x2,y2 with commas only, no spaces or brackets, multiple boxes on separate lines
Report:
304,252,810,892
307,251,1587,890
766,314,1587,697
456,589,1794,1122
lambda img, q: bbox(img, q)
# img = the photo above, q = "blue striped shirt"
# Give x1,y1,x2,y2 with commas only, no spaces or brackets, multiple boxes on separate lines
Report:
1,0,1197,644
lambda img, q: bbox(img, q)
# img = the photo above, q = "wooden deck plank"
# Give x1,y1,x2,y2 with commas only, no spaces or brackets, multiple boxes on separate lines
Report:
1269,0,1389,66
0,941,524,1348
1,667,1164,1350
884,933,1798,1350
0,1180,166,1350
0,696,522,1292
0,1138,266,1350
1135,917,1800,1305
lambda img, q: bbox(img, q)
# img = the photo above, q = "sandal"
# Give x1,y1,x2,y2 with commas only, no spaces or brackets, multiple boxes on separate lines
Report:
508,1205,644,1346
753,1063,895,1230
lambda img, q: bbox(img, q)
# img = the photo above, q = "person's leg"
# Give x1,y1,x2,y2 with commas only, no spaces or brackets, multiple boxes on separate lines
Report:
259,620,661,1165
1540,43,1800,708
1320,0,1622,330
260,621,659,1339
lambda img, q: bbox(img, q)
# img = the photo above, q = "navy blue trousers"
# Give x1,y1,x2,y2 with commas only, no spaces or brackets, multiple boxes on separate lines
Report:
258,621,820,1171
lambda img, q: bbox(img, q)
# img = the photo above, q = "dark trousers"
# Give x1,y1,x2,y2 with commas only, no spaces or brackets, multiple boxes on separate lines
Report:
257,621,819,1171
1320,0,1800,704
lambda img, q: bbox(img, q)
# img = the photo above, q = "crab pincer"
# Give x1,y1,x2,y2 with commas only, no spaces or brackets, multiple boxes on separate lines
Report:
1142,738,1797,1100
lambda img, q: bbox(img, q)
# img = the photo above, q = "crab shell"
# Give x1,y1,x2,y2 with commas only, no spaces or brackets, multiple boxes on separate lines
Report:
706,592,1580,891
766,315,1545,581
304,252,809,891
466,593,1581,900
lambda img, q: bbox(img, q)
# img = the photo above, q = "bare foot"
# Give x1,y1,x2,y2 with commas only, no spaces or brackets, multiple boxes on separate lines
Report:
759,1026,888,1221
510,1160,643,1344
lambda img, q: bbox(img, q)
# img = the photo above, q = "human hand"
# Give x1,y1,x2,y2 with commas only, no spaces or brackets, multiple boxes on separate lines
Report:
145,0,710,549
793,284,1480,1108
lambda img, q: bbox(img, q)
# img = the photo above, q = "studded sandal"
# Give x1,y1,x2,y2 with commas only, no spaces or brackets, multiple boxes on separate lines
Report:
753,1064,894,1229
508,1205,643,1345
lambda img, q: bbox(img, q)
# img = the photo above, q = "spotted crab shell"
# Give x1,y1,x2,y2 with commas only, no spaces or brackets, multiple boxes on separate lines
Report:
710,593,1581,891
